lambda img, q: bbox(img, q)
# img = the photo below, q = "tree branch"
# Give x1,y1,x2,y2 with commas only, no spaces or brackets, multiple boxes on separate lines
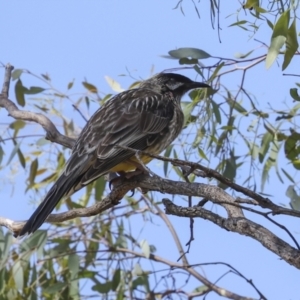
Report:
1,64,299,274
107,245,256,300
0,64,75,149
116,145,300,218
1,173,299,269
162,198,300,269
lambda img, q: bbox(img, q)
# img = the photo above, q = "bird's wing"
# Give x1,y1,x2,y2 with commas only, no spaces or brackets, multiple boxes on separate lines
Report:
18,89,175,236
67,88,175,186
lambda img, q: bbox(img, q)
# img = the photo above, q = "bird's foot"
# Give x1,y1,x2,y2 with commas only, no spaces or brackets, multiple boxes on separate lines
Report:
108,168,149,195
123,168,149,194
108,174,136,196
108,173,123,190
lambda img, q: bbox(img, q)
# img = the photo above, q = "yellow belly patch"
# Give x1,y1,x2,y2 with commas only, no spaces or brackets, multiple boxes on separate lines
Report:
110,155,153,173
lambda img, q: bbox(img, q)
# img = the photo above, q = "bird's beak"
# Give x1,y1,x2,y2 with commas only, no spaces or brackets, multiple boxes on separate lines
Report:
190,81,210,89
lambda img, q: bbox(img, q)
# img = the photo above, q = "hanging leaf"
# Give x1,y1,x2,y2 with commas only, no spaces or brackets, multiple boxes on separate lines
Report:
41,73,51,81
9,120,26,131
286,185,300,210
209,62,225,81
12,260,24,290
92,282,112,293
85,96,90,110
229,20,248,27
243,0,259,9
169,47,211,59
266,18,274,30
0,146,4,165
266,10,290,69
23,86,45,95
181,102,195,127
0,232,12,269
11,69,23,80
261,139,279,190
30,265,37,300
140,240,150,258
20,230,47,260
15,79,26,107
105,76,124,93
28,158,38,185
68,254,80,279
198,147,209,161
211,100,221,124
67,80,74,90
179,57,199,65
36,138,49,146
290,88,300,101
132,263,143,276
82,81,98,93
112,269,121,291
226,95,248,115
215,131,226,156
218,155,237,189
17,147,26,169
6,141,21,166
282,18,298,70
284,131,300,161
44,282,68,294
259,132,273,163
234,50,254,59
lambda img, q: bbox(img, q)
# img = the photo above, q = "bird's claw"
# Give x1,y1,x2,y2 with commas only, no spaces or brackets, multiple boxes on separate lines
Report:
109,178,136,196
108,176,122,190
129,189,135,197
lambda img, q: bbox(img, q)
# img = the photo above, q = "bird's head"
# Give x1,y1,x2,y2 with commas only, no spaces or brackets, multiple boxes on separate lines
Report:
140,73,210,98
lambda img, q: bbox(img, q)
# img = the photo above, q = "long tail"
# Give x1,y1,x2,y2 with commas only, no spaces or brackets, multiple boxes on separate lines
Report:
18,173,79,237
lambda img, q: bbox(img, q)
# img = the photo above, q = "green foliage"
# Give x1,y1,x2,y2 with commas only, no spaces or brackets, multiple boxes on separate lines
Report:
82,81,98,94
266,10,290,69
169,47,211,59
1,51,300,296
224,1,300,71
290,87,300,101
283,18,299,70
14,79,26,107
286,185,300,210
1,2,300,299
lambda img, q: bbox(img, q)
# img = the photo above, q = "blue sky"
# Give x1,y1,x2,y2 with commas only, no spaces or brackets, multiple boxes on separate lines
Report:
0,1,299,299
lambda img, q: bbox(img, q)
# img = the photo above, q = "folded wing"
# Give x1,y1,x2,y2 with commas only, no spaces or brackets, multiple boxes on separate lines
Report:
19,88,175,236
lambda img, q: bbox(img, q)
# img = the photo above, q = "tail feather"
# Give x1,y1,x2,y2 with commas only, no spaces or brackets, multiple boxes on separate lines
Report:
18,173,78,236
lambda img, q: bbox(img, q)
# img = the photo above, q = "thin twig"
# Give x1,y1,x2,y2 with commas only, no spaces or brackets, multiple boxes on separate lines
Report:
72,104,88,122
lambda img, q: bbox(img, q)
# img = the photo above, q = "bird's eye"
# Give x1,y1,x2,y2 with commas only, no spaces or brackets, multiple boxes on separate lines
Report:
167,78,176,86
167,79,182,90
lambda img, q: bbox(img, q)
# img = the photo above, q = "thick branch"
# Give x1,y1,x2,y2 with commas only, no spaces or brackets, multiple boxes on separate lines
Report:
0,64,75,149
162,199,300,270
117,145,300,218
8,178,134,236
1,174,299,269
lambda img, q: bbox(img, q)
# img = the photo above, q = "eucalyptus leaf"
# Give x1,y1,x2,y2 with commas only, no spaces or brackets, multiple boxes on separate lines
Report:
282,18,298,70
169,47,211,59
266,10,290,69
